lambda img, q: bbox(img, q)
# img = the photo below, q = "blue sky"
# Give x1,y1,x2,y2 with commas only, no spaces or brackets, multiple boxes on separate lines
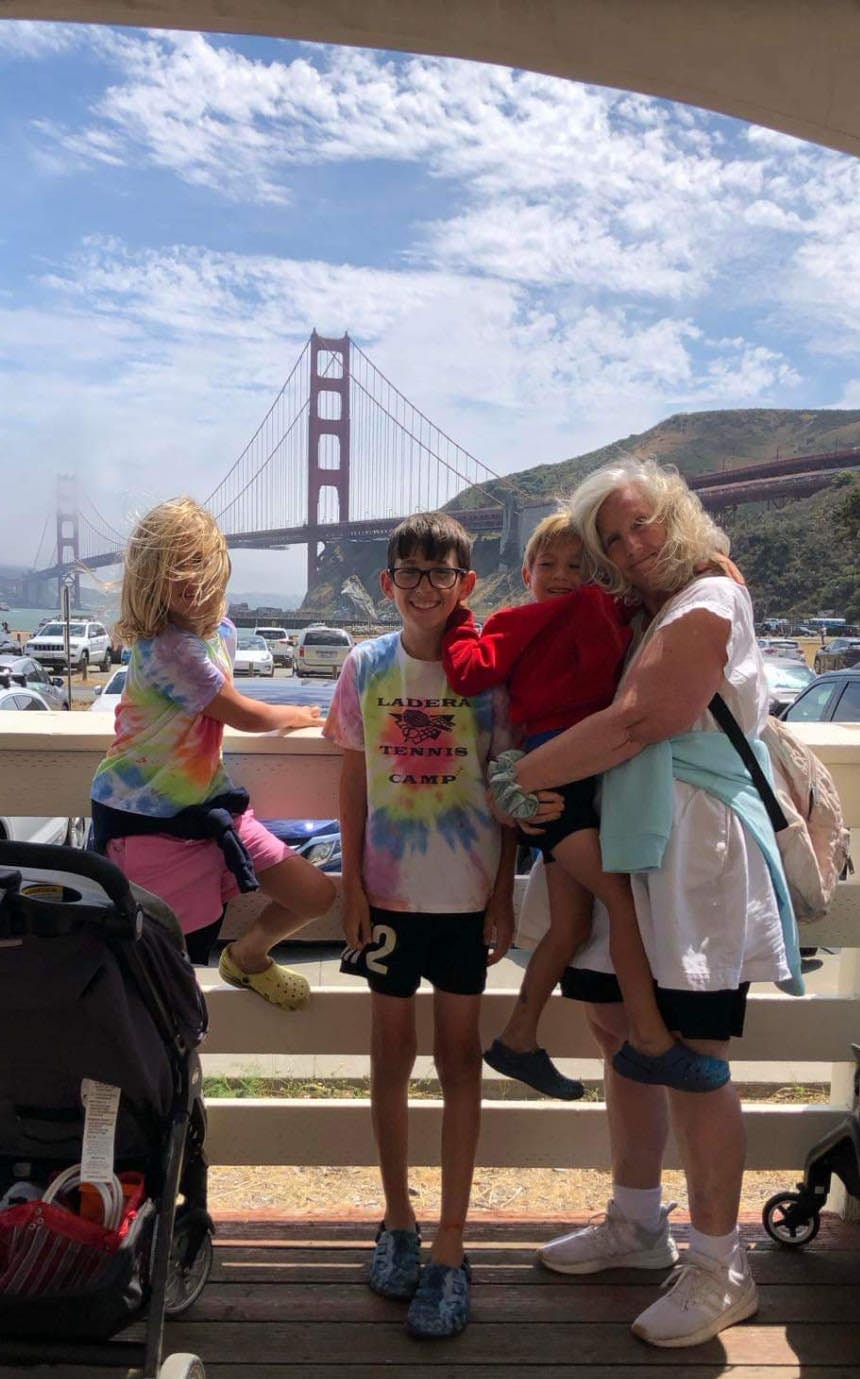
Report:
1,20,859,596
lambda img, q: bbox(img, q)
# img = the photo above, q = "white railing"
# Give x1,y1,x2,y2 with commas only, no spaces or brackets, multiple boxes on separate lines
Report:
2,715,859,1203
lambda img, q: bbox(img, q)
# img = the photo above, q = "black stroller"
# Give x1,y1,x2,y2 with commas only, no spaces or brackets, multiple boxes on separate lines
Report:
762,1044,860,1246
0,841,214,1378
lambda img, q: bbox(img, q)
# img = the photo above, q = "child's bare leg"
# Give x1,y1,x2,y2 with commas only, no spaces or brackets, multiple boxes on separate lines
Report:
551,830,673,1057
499,869,592,1053
228,855,336,972
431,990,483,1267
371,992,418,1231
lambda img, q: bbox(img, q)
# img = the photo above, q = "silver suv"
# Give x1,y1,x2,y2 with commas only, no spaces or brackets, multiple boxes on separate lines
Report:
26,619,112,672
295,625,353,678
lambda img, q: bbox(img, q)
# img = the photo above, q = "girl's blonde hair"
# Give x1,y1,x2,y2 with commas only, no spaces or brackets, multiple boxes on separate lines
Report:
568,458,730,600
522,507,581,569
116,497,230,643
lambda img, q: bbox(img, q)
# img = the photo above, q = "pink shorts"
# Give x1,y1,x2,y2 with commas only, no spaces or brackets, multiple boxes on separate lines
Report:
106,807,293,935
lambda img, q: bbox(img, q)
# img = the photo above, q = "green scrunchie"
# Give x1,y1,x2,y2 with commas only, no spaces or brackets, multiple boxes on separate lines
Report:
487,750,541,820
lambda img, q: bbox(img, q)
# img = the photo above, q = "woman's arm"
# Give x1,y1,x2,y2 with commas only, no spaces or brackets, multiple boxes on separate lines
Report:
517,609,731,792
204,681,323,732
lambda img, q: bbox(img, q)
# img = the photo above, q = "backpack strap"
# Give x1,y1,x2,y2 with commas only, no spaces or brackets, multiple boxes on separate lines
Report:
708,693,789,834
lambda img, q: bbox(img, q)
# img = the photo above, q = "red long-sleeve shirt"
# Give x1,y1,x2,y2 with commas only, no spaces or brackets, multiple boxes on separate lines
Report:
442,587,632,738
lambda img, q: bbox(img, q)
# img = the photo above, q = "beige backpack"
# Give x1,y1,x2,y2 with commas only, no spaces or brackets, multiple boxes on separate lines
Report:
711,695,852,924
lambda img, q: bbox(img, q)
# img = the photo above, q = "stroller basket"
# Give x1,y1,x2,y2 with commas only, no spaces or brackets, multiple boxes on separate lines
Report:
0,840,212,1377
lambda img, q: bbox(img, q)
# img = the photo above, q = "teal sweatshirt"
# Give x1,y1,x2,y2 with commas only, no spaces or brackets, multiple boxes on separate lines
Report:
599,731,804,996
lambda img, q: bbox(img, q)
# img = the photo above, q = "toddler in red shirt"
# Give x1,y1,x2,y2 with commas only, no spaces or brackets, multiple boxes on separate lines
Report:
443,510,726,1098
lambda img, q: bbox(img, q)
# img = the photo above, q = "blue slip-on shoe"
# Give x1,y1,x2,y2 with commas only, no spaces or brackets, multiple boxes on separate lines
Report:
612,1040,730,1093
406,1257,472,1338
368,1221,422,1300
483,1038,585,1101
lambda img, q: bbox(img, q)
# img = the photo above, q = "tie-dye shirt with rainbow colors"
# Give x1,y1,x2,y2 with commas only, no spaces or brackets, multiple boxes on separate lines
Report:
91,619,236,818
324,631,509,913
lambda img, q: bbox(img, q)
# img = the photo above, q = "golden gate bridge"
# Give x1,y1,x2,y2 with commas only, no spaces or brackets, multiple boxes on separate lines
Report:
23,331,860,607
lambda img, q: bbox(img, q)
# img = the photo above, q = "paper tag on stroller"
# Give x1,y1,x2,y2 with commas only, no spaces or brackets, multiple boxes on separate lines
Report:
80,1079,121,1184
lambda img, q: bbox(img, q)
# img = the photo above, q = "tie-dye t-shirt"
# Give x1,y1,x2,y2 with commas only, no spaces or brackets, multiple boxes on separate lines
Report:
324,631,508,913
91,619,236,817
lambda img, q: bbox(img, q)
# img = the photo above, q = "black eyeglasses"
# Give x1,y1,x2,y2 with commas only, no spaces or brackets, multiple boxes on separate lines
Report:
387,565,467,590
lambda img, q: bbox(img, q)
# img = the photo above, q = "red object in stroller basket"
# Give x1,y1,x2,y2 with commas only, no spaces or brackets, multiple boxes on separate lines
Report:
0,1172,146,1298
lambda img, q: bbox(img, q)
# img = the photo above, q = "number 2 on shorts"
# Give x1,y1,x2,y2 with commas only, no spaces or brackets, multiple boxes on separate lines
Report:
365,924,397,975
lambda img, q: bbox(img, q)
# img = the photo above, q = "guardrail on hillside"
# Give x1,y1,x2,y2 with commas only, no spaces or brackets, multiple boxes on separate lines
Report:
1,715,858,1210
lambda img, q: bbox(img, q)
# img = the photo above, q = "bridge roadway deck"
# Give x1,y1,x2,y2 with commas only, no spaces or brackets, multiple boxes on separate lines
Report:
28,1214,860,1378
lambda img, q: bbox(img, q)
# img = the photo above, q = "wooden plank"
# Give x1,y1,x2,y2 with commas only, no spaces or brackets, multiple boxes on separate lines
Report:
209,1246,860,1285
201,983,860,1061
40,1368,860,1379
190,1280,860,1323
204,1097,845,1169
158,1319,860,1365
210,1212,856,1245
222,871,860,946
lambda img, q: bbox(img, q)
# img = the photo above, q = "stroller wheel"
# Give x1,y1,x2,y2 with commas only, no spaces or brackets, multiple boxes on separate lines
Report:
762,1191,821,1247
164,1222,213,1316
159,1354,206,1378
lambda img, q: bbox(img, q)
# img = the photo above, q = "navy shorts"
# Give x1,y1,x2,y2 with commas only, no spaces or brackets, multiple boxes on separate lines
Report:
559,967,750,1041
520,730,598,859
340,907,489,998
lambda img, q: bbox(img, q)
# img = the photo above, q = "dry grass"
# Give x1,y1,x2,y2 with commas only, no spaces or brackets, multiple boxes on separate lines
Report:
208,1163,801,1220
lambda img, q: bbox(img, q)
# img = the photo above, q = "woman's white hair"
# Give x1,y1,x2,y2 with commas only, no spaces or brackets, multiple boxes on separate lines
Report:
568,457,730,600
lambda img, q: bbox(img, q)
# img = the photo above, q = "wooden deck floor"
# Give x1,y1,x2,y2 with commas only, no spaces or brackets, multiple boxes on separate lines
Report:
17,1214,860,1378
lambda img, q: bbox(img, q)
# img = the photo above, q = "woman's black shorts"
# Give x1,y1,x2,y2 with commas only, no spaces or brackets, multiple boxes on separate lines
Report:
559,967,750,1041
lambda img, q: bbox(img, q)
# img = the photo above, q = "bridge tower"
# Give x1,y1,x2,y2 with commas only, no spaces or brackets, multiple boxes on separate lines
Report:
307,330,351,585
56,473,81,609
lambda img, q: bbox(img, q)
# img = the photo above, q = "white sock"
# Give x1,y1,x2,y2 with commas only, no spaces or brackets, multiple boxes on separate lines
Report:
612,1184,663,1232
688,1224,740,1265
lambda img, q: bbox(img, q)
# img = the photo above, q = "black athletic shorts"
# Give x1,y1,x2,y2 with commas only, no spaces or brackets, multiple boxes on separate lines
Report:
520,729,598,859
339,907,489,998
559,967,750,1041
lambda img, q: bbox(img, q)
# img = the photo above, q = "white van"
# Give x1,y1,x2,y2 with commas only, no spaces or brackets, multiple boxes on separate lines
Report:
296,626,353,678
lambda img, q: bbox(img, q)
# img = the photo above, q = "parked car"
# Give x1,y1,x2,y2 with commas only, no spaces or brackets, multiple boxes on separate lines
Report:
295,625,353,678
89,666,127,713
254,626,294,669
0,684,86,847
762,658,817,717
234,633,275,677
240,675,341,869
780,670,860,724
0,655,70,709
758,638,807,663
25,619,112,673
813,638,860,675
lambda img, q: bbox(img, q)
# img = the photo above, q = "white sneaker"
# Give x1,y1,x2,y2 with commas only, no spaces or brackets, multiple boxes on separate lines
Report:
631,1248,759,1348
538,1199,680,1275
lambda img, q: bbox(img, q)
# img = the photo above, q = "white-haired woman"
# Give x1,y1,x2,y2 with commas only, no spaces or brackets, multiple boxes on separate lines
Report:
500,459,800,1349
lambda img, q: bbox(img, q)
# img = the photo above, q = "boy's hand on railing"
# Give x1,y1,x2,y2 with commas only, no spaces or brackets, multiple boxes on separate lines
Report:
278,704,324,730
341,881,372,948
484,889,514,966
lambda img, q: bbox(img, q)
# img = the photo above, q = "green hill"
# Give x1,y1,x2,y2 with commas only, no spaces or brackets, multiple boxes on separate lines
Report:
306,408,860,623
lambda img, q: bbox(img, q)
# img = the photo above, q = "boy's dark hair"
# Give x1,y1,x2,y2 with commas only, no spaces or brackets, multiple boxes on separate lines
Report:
386,511,472,570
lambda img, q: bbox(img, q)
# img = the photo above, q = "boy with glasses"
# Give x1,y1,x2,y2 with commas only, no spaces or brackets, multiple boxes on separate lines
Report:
324,511,517,1339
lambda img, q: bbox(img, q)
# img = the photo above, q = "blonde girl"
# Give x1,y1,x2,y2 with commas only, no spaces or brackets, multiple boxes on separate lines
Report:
91,497,335,1005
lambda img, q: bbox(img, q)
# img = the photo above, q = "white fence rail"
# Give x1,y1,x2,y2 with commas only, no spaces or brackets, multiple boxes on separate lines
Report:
2,715,858,1198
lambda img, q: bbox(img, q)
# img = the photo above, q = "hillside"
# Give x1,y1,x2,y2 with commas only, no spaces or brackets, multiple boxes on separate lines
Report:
454,407,860,509
304,408,860,622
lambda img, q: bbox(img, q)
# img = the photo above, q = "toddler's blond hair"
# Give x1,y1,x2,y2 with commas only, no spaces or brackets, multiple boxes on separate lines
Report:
116,497,230,643
522,508,581,570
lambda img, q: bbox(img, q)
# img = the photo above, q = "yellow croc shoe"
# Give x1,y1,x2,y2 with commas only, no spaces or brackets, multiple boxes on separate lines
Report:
218,946,310,1011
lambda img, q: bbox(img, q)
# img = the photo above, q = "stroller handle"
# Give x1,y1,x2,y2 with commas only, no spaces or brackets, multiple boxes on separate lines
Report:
0,841,139,929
